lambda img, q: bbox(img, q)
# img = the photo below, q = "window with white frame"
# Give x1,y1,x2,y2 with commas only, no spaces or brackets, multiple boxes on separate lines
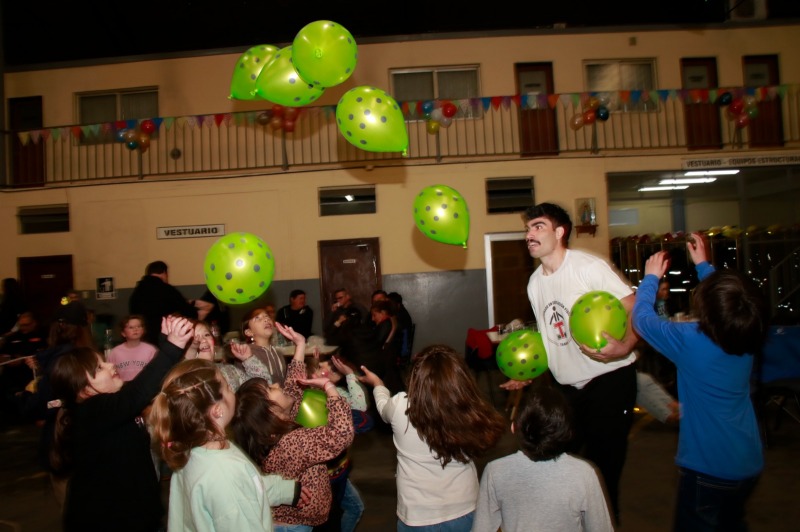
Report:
584,59,658,112
77,87,159,143
391,66,481,119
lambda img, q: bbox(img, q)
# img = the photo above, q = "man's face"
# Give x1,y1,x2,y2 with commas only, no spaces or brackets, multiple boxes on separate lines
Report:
335,291,351,308
525,216,563,259
17,317,36,334
290,294,306,310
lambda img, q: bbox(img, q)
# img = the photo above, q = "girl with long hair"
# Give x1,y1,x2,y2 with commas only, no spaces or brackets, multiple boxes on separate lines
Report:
238,307,287,385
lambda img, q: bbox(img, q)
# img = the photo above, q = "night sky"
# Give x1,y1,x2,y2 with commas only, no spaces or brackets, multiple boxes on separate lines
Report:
2,1,798,67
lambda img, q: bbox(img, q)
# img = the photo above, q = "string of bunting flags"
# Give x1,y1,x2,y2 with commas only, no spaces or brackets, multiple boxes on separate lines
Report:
15,84,797,147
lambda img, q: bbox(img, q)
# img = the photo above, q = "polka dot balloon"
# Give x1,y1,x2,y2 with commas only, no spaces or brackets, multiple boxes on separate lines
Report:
229,44,279,100
569,290,628,350
255,46,325,107
496,329,548,381
335,86,409,155
292,20,358,88
413,184,470,248
203,232,275,305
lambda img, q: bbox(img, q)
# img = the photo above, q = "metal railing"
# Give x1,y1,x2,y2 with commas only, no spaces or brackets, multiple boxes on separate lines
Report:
4,86,800,187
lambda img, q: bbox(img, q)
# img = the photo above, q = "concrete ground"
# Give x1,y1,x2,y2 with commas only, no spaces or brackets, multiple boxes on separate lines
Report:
1,373,799,531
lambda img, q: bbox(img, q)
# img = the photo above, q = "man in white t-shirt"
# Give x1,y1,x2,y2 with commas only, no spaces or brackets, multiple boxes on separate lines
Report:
501,202,638,524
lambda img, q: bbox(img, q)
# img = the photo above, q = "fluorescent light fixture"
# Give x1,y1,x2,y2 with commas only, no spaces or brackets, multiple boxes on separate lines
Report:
638,186,689,192
684,169,740,176
670,288,687,292
344,194,354,202
659,178,716,185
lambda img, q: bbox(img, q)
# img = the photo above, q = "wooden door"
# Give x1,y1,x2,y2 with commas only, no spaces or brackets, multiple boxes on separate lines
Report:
681,58,722,150
318,238,381,323
486,233,536,327
8,96,46,187
743,55,784,148
515,63,558,156
18,255,74,328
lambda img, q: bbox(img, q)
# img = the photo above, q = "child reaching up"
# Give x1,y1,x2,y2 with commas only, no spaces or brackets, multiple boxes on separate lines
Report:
233,323,354,531
150,358,305,532
106,314,156,381
474,385,613,531
48,315,193,532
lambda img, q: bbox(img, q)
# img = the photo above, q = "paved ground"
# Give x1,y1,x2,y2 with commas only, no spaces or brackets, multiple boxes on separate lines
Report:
1,375,798,531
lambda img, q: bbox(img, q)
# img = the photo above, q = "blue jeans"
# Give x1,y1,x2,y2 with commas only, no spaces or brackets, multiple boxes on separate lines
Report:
341,479,364,532
275,524,313,532
397,511,474,532
674,467,759,532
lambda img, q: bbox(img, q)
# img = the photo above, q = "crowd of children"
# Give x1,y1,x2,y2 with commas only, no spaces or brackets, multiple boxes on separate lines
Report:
10,222,774,532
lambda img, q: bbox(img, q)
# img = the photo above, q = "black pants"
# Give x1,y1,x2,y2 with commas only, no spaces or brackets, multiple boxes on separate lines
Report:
556,363,637,523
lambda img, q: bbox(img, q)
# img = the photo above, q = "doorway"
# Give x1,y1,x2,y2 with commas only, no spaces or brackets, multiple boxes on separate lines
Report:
743,54,784,148
18,255,74,328
484,232,536,327
680,57,722,150
515,63,558,156
8,96,45,187
318,238,381,324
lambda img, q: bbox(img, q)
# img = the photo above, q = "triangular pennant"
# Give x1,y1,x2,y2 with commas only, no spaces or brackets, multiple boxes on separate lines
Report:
547,94,560,108
164,117,176,129
17,132,30,146
619,90,631,103
401,101,410,117
152,117,164,130
41,129,51,141
744,87,756,97
101,123,114,134
777,85,788,99
630,90,642,104
759,86,769,100
51,128,61,141
233,113,245,126
89,124,101,136
61,127,71,138
511,94,521,108
466,98,478,110
30,131,42,144
115,120,127,130
708,89,718,104
214,114,226,127
72,126,83,139
481,97,491,111
500,96,510,109
415,101,423,117
580,92,590,107
569,93,580,108
126,119,137,130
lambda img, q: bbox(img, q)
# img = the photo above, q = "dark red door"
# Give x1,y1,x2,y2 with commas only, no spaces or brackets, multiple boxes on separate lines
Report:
515,63,558,156
743,55,784,148
8,96,46,187
681,58,722,150
18,255,74,328
318,238,381,324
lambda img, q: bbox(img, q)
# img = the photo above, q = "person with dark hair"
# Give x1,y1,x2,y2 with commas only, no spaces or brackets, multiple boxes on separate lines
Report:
194,288,231,338
358,344,507,530
474,385,613,531
0,312,46,426
129,260,197,344
150,359,303,532
232,323,354,529
633,232,768,531
0,277,28,336
502,201,639,524
277,289,314,339
48,316,193,531
323,288,368,344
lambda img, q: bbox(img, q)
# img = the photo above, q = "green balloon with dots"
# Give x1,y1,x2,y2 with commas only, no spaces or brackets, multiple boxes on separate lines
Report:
413,184,470,248
335,86,409,156
496,329,548,381
569,290,628,350
204,232,275,305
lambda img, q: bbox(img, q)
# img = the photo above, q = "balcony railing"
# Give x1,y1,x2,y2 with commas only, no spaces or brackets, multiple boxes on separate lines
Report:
5,86,800,187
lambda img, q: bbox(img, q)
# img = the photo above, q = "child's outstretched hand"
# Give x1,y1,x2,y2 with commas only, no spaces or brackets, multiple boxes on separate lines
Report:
331,356,354,376
275,322,305,346
296,377,332,390
230,341,253,362
165,317,194,348
644,250,670,279
357,366,384,388
686,231,709,265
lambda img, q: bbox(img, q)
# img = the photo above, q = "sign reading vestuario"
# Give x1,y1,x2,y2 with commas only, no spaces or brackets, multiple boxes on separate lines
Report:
157,224,226,239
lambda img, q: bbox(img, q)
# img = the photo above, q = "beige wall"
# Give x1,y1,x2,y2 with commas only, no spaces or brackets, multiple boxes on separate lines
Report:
5,25,799,127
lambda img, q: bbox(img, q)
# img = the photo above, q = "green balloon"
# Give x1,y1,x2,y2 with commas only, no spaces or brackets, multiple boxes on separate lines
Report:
569,291,628,349
295,388,329,428
496,329,548,381
255,46,325,107
413,184,470,248
335,86,409,155
229,44,279,100
292,20,358,88
203,232,275,305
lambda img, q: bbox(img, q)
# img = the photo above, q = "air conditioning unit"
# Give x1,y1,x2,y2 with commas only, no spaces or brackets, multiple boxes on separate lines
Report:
729,0,768,21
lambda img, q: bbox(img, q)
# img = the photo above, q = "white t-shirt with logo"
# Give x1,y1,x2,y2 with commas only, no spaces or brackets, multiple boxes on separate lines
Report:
527,249,636,388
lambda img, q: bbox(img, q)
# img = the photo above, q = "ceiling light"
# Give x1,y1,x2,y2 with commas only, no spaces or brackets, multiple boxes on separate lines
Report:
638,186,689,192
344,194,354,202
659,178,716,185
683,169,740,176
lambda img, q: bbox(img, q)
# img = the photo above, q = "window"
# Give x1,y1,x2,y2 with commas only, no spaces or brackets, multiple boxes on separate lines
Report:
391,66,481,119
319,185,376,216
486,177,534,214
584,59,658,111
18,204,70,234
77,87,159,143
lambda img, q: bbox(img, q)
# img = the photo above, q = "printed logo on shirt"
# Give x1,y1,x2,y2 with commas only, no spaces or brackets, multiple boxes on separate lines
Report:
543,300,571,347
